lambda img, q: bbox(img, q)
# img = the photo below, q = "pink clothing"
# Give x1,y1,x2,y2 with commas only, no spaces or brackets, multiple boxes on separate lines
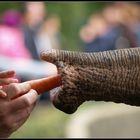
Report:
0,25,31,59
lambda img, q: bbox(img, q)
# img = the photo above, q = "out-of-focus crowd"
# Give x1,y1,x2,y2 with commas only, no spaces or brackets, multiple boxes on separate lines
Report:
80,2,140,52
0,2,140,101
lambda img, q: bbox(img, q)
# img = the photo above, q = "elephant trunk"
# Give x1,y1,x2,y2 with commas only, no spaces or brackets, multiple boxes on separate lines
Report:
41,48,140,114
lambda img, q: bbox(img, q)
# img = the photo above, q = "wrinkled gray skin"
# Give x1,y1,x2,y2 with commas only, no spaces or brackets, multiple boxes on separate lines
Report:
41,48,140,114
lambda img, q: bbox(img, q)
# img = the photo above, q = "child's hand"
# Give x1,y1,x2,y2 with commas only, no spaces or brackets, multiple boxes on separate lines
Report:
0,70,18,98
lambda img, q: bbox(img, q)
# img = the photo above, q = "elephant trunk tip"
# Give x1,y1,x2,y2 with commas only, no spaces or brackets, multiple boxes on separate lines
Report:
40,49,58,63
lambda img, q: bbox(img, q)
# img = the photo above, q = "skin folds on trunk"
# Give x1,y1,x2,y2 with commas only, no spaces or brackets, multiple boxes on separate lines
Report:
41,48,140,114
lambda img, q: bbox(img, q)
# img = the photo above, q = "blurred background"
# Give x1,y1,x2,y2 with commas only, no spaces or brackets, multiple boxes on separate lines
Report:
0,1,140,138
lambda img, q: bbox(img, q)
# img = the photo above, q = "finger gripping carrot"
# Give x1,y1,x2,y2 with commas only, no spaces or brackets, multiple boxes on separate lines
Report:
11,74,62,100
27,74,62,94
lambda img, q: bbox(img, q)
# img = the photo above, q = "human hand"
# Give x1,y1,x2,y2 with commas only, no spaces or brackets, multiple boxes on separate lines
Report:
0,82,38,138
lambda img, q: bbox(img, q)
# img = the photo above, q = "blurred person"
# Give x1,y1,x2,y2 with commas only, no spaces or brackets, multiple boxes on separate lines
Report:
102,3,132,49
113,2,139,48
22,1,46,60
120,3,140,48
0,70,38,138
0,10,31,60
81,2,140,53
80,23,98,44
21,2,57,101
103,2,140,49
36,15,62,54
102,3,121,27
0,9,57,81
80,14,119,52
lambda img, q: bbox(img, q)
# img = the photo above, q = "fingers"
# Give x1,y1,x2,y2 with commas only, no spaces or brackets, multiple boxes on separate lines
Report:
9,89,38,112
0,70,16,78
2,82,31,100
0,70,18,86
0,78,18,86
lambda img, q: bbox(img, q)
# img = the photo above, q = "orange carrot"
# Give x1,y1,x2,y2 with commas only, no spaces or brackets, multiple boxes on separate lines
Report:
11,74,62,100
27,74,62,94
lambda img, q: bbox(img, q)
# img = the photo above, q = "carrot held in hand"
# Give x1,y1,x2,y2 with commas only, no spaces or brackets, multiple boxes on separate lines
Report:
27,74,62,94
11,74,62,100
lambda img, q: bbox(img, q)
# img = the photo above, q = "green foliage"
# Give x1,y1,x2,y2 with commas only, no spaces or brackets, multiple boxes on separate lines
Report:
0,2,21,13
